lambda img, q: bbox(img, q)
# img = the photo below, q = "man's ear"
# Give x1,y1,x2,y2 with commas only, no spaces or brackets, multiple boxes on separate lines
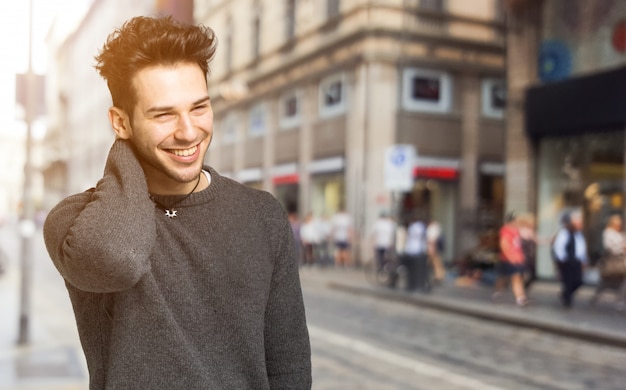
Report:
108,107,132,139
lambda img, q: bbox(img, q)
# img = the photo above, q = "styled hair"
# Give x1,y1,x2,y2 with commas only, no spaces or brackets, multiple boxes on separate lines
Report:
94,16,217,116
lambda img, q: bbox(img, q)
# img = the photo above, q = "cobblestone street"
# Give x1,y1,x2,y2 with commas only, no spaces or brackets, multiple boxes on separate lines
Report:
301,267,626,390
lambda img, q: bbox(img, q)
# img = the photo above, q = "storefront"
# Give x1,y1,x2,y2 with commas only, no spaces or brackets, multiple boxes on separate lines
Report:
309,157,345,218
527,66,626,278
400,157,459,263
272,163,299,213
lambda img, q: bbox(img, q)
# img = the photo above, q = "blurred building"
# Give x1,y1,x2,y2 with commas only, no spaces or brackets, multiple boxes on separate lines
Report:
505,0,626,278
197,0,506,262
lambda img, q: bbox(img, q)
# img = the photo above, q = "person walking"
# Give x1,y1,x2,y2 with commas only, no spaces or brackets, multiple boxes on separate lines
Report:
518,213,538,290
331,208,353,268
43,16,311,389
301,212,322,266
426,220,446,284
552,210,588,309
493,212,529,307
592,214,626,310
370,211,397,272
403,216,429,292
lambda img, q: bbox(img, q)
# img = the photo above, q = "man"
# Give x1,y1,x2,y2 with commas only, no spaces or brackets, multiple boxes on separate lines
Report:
43,16,311,389
552,210,588,308
370,211,396,272
402,215,429,292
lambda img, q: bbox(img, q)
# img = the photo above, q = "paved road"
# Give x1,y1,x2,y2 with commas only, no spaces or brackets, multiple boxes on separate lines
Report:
300,268,626,390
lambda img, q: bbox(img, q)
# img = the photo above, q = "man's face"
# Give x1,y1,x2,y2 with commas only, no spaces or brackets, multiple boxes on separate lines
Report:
124,63,213,193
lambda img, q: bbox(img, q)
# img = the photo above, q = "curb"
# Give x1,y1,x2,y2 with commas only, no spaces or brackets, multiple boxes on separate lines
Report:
328,281,626,349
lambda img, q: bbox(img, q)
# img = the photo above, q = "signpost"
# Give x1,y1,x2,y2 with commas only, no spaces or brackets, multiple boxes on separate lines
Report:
384,144,416,192
384,145,416,223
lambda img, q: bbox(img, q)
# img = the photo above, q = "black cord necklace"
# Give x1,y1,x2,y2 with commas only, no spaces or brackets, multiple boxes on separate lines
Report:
149,174,201,218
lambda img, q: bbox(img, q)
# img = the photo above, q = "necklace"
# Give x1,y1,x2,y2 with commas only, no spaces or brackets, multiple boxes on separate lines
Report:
149,174,201,218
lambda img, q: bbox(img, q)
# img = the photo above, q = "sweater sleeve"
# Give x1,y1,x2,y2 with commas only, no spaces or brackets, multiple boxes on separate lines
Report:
43,140,157,293
262,196,312,389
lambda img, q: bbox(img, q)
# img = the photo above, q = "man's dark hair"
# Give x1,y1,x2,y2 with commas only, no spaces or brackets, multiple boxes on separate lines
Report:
94,16,217,117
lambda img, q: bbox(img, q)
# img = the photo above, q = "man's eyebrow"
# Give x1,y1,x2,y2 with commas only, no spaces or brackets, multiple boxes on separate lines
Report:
146,96,211,113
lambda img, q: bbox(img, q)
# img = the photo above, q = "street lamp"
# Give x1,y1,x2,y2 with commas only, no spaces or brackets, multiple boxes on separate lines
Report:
17,0,37,346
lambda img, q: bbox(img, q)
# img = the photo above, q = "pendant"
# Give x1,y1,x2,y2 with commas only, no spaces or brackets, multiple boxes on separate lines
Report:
164,209,178,218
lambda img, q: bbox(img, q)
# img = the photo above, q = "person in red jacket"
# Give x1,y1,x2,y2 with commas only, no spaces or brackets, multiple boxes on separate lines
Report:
493,212,529,306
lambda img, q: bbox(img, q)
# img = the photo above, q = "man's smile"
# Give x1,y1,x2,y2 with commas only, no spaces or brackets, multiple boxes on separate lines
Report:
167,145,198,157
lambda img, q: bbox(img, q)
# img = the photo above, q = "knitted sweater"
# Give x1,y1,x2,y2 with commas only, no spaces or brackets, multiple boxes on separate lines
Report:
43,140,312,389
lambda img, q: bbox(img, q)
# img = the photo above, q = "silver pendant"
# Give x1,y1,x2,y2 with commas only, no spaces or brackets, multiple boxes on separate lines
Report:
165,209,178,218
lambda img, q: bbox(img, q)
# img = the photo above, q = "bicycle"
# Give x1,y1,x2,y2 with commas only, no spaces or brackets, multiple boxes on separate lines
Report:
364,254,407,290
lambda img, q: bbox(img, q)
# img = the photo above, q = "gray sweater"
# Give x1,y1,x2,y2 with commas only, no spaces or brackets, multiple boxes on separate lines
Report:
43,140,311,389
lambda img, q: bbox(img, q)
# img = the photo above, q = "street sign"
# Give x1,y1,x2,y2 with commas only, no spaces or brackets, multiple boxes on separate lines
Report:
384,144,416,192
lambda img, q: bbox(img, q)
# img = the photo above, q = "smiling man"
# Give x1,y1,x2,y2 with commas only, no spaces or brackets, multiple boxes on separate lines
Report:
43,16,311,389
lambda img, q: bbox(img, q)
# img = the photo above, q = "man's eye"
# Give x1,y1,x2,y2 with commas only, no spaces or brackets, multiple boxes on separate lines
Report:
194,105,208,111
155,113,171,118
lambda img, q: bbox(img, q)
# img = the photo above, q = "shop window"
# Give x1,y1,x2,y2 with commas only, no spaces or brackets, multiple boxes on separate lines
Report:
482,78,506,119
402,68,452,113
280,91,300,130
319,74,346,117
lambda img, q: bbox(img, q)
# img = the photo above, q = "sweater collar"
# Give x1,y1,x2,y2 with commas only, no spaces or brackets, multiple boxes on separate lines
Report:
149,166,221,207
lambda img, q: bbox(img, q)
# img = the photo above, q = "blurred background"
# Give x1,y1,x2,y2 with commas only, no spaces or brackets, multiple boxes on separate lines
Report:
1,0,626,389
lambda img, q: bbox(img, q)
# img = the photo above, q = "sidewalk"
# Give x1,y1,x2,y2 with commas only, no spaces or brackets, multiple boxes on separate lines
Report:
299,265,626,349
0,224,88,390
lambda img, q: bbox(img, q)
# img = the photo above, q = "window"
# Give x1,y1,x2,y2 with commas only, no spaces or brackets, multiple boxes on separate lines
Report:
402,68,452,113
319,74,346,117
481,78,506,119
222,114,238,144
251,1,262,59
285,0,296,40
280,91,300,129
224,16,233,72
327,0,340,19
419,0,443,12
248,103,266,137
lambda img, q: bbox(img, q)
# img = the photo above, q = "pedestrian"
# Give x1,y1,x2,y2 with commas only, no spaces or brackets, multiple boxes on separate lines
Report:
403,215,430,292
518,213,538,290
301,212,321,266
590,214,626,310
552,210,588,309
42,16,311,389
288,208,304,265
493,212,529,307
331,208,353,268
370,211,396,272
426,219,446,284
317,213,333,266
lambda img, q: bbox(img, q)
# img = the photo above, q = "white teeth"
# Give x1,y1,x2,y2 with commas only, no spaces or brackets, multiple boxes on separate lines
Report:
171,145,197,157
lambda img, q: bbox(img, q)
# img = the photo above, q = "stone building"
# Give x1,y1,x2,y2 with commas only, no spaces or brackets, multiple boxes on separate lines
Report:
196,0,506,263
42,0,505,265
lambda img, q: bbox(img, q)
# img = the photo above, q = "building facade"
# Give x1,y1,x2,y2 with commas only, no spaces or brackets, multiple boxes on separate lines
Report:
197,0,506,263
505,0,626,278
